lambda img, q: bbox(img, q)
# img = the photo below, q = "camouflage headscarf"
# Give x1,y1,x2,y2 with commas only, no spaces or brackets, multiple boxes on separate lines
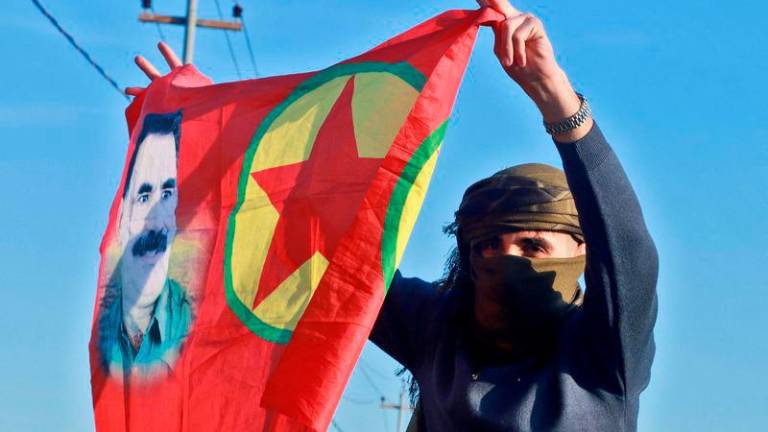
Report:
455,163,583,246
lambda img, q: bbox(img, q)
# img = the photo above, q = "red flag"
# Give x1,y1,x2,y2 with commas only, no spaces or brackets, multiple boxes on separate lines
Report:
90,8,502,431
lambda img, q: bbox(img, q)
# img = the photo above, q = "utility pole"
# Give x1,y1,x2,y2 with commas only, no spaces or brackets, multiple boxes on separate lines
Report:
379,379,414,432
182,0,197,64
138,0,242,64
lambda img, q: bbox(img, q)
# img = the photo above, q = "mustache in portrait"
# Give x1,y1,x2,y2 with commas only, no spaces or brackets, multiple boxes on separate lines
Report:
131,228,170,257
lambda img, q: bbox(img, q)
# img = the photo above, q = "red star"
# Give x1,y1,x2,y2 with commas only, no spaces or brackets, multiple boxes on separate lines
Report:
250,77,383,307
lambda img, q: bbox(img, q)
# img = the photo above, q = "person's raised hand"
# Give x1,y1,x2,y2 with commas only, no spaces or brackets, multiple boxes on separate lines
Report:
476,0,591,141
477,1,560,86
125,42,183,97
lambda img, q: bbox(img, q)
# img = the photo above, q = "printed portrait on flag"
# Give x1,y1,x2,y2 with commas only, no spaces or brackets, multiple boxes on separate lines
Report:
96,111,194,379
89,8,503,431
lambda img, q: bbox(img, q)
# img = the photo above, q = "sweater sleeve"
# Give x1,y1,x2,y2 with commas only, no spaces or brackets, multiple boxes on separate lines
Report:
555,123,659,397
369,271,441,371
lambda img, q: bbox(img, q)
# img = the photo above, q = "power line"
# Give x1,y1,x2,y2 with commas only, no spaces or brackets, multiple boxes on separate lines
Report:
342,394,378,405
360,357,398,381
331,419,346,432
358,362,387,398
30,0,129,100
379,380,413,432
239,11,259,76
382,408,391,432
214,0,241,78
138,0,242,65
149,5,167,42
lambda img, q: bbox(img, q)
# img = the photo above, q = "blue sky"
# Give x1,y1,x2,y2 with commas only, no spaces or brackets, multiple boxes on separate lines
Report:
1,0,767,430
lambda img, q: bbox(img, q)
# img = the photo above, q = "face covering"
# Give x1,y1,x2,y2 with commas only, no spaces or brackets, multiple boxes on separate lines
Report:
469,253,586,358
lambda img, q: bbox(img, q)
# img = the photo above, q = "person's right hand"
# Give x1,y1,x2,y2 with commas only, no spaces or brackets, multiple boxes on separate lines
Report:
125,42,183,97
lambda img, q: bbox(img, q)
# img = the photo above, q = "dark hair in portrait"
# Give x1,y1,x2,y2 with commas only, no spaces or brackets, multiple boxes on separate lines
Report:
122,111,183,198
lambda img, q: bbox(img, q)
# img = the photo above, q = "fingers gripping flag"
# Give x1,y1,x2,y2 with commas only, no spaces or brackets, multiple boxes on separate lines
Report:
90,8,502,432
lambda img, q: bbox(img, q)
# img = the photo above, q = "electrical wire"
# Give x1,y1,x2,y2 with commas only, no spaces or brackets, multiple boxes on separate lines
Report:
30,0,129,100
149,5,167,42
358,362,387,398
239,11,259,76
382,408,391,432
359,357,397,381
342,394,378,405
330,419,346,432
214,0,242,79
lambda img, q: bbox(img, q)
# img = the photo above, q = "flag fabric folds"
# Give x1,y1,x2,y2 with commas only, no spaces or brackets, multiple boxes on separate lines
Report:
89,8,501,432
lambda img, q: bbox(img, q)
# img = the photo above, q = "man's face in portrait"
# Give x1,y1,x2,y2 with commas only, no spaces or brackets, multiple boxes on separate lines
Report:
119,131,178,302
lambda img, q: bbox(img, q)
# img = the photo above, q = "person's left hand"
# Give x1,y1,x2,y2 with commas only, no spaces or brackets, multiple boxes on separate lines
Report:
125,42,183,97
476,0,561,90
476,0,592,141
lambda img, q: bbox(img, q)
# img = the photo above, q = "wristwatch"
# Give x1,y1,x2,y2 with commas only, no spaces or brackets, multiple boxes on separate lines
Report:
543,93,592,135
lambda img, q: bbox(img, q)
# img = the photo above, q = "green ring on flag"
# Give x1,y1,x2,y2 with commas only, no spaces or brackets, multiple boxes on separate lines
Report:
225,61,431,343
381,121,448,289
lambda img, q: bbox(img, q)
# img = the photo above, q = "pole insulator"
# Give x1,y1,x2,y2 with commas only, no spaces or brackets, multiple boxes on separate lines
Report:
142,0,152,10
233,3,243,18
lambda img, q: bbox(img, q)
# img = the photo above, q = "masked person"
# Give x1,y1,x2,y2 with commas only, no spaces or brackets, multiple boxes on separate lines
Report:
126,0,657,429
370,1,658,431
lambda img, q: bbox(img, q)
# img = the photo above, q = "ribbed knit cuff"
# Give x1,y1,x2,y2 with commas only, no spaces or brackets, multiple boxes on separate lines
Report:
553,122,613,173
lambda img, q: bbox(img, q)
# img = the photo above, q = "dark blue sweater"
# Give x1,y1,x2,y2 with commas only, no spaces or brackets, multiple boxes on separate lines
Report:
370,124,659,431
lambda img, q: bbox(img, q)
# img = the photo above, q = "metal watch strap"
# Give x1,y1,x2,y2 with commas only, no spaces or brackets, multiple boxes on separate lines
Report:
543,93,592,135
